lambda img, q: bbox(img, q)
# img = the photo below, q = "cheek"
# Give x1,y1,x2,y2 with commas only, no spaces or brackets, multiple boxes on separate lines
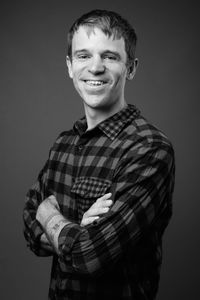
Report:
72,67,84,85
73,77,81,91
113,71,127,87
72,75,85,96
112,65,127,80
71,68,79,83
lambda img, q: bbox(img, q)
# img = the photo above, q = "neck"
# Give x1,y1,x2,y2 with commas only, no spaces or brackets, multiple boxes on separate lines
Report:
85,101,127,131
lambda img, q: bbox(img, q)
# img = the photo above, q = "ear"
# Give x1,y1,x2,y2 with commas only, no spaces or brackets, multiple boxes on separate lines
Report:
66,56,73,79
126,58,139,80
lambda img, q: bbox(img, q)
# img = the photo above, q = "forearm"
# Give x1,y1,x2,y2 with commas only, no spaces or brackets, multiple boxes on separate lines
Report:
23,161,51,255
23,203,48,256
42,213,71,254
56,144,175,276
24,199,69,255
36,197,72,254
57,218,121,276
57,200,145,276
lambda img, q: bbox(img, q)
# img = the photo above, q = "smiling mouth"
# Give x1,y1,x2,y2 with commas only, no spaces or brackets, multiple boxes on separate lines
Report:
84,80,107,87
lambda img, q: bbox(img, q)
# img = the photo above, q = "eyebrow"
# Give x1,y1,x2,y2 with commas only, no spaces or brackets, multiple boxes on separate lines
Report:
73,50,88,56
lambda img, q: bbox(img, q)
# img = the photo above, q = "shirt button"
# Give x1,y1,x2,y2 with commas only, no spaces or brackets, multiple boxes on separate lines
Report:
78,145,83,150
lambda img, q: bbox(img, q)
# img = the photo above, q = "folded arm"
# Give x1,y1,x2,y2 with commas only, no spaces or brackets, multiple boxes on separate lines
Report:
23,166,113,256
38,142,175,276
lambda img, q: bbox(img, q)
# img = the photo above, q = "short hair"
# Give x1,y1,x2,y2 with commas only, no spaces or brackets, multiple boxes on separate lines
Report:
67,9,137,65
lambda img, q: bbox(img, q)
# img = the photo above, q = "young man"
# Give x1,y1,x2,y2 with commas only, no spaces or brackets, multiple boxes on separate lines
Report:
23,9,175,300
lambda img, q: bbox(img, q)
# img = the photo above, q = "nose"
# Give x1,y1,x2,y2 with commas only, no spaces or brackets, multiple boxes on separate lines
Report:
88,55,105,74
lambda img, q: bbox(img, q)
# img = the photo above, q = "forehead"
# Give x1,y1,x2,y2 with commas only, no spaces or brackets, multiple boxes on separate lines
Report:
71,26,126,56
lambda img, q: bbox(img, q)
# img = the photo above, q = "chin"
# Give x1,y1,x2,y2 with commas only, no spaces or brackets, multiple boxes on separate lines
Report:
83,96,109,109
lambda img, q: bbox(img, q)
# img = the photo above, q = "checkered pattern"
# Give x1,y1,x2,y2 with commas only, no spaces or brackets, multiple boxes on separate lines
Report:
23,104,175,300
71,177,111,198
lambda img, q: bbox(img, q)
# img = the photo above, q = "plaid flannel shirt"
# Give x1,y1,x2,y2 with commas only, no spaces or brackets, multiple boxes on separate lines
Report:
23,104,175,300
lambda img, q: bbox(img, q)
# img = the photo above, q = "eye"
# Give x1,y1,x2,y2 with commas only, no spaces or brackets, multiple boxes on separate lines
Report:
77,54,90,60
104,55,117,61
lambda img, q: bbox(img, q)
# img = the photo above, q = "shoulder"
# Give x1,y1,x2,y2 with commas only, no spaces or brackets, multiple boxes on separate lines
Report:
130,114,171,143
115,115,175,178
121,114,174,158
51,129,75,152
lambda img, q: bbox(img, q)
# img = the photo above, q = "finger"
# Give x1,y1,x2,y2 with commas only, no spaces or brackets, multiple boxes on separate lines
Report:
94,199,113,210
98,207,110,214
48,195,56,200
96,193,112,203
88,206,110,217
81,216,99,227
102,199,113,207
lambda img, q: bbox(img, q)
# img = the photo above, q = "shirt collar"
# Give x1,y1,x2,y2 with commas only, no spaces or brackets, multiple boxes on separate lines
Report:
74,104,140,140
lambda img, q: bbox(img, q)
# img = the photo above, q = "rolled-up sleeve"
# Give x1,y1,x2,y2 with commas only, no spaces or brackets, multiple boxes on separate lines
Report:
57,141,175,276
23,160,51,256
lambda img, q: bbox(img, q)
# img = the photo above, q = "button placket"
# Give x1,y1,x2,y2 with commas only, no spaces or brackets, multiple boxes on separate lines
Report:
76,136,87,153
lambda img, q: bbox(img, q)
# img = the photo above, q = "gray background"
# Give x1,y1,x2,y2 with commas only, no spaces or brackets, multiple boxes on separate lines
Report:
1,0,199,299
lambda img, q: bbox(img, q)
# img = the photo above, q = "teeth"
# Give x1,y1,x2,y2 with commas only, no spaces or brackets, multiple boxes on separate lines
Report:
86,80,105,86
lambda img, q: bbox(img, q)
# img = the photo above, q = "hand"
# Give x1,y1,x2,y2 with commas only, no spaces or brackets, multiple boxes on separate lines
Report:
40,232,54,252
81,193,113,226
36,195,60,227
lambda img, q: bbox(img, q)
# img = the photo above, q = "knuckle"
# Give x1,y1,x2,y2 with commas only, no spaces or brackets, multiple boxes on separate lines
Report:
103,207,109,212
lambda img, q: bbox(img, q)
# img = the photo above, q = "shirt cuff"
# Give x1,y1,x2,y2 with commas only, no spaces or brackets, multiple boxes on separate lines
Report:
58,223,82,255
26,221,44,253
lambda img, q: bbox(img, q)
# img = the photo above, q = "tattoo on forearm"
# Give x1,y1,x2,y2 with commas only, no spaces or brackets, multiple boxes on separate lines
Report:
48,219,66,241
45,217,69,252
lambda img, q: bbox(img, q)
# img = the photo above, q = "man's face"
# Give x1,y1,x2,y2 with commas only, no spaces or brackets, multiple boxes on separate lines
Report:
67,26,136,113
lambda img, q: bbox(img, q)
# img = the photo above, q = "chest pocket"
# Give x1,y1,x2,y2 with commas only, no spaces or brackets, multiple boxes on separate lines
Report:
71,176,111,221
